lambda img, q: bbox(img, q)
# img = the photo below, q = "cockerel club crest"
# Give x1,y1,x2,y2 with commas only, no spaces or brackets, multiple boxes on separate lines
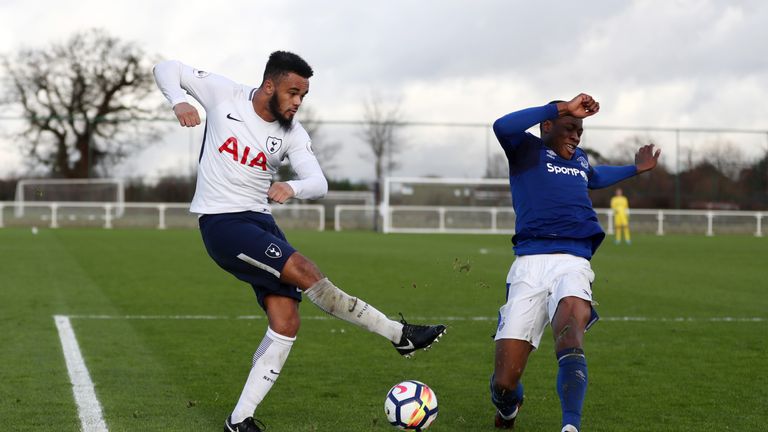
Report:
265,243,283,259
266,136,283,154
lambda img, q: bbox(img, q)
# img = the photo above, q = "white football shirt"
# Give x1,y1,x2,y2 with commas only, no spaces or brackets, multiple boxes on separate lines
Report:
153,60,328,214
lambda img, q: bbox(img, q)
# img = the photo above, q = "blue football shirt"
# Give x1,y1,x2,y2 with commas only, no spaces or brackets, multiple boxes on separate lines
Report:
493,104,637,259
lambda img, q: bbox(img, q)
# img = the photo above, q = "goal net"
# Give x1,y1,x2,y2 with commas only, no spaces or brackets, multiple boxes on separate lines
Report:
14,178,125,217
381,177,515,234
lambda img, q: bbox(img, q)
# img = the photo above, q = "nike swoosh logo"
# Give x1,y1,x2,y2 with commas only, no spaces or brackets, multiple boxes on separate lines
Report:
397,340,415,350
269,369,280,375
226,113,244,122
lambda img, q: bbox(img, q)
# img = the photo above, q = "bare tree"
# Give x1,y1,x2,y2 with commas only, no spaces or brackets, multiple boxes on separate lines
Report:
609,135,654,165
0,28,163,178
702,140,745,180
299,105,341,173
359,96,403,230
361,96,403,183
484,152,509,178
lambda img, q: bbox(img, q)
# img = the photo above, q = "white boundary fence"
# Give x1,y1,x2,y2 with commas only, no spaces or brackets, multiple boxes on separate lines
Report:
0,201,764,237
347,204,764,237
375,176,766,236
602,208,765,237
14,178,125,218
0,201,324,231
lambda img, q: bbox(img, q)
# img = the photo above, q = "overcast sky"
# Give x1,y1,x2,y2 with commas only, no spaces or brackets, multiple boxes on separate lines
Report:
1,0,767,181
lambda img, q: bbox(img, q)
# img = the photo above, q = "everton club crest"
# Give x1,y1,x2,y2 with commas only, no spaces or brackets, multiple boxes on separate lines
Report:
577,156,589,169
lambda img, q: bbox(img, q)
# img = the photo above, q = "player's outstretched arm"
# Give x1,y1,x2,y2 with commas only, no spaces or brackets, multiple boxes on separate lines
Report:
635,143,661,173
590,143,661,189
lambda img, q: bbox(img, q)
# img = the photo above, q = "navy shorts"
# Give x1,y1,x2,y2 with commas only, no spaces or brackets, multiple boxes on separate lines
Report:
199,211,301,310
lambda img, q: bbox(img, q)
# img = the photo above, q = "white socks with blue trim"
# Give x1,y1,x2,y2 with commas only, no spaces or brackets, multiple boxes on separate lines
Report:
230,327,295,424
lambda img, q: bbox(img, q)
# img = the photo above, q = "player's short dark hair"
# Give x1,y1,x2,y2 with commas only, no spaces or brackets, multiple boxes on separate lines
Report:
540,100,566,131
263,51,314,82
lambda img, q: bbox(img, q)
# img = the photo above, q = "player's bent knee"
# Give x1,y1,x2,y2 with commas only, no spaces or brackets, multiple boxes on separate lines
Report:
554,325,583,349
282,253,324,289
553,297,591,349
267,311,301,337
264,296,301,337
493,371,521,391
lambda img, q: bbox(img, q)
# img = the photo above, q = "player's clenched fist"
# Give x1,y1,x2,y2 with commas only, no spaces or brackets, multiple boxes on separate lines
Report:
173,102,201,127
267,182,296,204
562,93,600,119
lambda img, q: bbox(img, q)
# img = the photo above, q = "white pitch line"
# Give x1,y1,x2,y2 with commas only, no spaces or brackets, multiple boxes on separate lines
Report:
64,314,766,322
54,315,109,432
67,314,228,320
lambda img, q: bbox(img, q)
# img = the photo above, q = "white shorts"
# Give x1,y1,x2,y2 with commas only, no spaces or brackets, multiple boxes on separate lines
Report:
494,254,598,349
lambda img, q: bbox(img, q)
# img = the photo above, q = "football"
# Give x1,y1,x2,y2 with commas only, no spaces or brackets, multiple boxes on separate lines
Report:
384,380,438,431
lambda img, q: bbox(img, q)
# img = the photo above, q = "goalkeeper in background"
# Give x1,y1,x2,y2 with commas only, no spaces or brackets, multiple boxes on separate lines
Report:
610,188,631,244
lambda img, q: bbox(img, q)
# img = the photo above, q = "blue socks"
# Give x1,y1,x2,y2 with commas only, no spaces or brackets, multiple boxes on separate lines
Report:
490,374,524,418
556,348,588,429
492,348,587,427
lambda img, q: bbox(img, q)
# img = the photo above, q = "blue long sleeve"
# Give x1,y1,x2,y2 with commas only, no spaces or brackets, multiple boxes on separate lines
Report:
493,104,559,152
588,165,637,189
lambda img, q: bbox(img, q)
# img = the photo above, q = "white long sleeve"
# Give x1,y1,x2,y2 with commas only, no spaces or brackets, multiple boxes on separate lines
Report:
152,60,189,107
285,138,328,200
153,60,244,111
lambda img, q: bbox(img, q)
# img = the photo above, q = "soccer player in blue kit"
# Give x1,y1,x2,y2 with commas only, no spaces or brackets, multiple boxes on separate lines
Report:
489,94,660,431
154,51,446,432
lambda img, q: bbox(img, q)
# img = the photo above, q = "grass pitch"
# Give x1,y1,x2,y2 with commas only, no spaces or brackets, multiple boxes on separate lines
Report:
0,228,766,431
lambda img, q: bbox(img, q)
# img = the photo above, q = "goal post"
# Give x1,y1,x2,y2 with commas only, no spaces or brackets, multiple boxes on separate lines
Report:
381,177,514,234
14,178,125,217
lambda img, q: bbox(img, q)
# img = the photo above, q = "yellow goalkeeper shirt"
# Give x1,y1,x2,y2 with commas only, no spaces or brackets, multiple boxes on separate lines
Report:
611,195,629,226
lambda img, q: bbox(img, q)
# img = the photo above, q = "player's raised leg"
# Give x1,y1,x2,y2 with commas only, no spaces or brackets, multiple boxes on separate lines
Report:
282,252,446,357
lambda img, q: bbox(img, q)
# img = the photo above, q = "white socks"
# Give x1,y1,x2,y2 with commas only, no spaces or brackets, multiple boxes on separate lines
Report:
230,279,404,423
230,327,295,424
304,278,403,343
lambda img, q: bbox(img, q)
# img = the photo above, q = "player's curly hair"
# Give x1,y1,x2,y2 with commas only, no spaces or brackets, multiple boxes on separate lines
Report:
263,51,314,82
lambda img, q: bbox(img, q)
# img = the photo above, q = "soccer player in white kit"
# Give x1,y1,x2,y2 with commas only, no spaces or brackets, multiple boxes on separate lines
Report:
153,51,446,432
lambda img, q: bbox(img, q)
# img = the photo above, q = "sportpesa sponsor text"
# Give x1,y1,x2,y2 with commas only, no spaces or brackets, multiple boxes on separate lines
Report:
546,163,585,177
